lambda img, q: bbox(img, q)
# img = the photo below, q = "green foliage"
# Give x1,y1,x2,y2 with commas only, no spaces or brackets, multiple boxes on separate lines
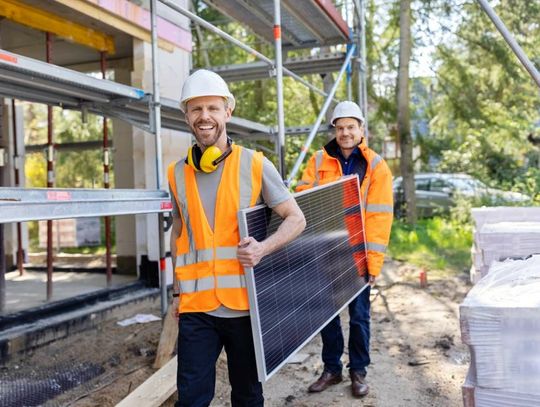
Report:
25,153,47,188
419,1,540,201
389,216,473,272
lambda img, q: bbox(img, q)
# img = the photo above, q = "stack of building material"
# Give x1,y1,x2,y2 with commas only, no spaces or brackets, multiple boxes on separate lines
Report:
471,207,540,232
460,255,540,406
479,222,540,266
469,207,540,283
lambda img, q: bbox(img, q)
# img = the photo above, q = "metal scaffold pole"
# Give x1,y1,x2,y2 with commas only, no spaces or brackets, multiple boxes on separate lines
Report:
100,51,113,287
0,104,5,313
46,32,54,301
11,99,24,275
352,0,369,140
359,0,369,140
476,0,540,89
273,0,286,177
150,0,168,316
0,222,4,314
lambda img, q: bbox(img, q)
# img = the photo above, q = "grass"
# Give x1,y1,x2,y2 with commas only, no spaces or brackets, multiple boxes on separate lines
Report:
388,216,473,275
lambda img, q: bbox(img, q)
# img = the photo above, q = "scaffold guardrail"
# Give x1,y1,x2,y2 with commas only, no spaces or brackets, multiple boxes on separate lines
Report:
0,49,275,140
0,188,171,223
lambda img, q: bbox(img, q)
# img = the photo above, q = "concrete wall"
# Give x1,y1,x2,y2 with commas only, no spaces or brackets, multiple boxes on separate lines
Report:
114,33,191,281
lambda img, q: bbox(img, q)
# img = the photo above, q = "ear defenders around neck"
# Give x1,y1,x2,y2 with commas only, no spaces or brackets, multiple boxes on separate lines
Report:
185,141,232,173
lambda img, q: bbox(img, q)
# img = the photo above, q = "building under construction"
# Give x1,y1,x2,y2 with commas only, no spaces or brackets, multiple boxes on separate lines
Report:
0,0,369,404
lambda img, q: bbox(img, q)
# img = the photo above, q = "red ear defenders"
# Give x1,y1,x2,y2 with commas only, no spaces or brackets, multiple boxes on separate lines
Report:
185,138,233,173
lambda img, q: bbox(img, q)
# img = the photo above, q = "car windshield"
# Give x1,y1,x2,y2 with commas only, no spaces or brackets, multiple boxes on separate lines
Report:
448,177,487,192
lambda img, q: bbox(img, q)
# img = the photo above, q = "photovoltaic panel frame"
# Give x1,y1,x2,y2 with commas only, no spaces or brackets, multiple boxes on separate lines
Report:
238,176,368,382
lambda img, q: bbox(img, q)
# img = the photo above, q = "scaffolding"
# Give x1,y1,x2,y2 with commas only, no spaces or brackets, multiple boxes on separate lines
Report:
0,0,367,316
0,0,369,316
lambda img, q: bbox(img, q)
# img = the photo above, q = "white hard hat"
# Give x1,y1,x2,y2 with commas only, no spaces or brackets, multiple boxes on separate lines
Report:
180,69,235,113
330,101,364,126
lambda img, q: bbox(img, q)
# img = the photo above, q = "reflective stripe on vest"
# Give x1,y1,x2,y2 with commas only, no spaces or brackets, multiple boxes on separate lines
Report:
174,161,195,258
367,242,387,253
180,274,247,293
314,151,323,187
176,246,238,267
240,148,256,208
366,204,393,213
362,153,383,208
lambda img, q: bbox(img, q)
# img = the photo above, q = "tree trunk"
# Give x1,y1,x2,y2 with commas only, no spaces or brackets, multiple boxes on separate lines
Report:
397,0,416,224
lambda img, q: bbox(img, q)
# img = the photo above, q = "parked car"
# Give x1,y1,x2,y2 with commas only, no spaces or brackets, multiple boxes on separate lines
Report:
393,173,531,217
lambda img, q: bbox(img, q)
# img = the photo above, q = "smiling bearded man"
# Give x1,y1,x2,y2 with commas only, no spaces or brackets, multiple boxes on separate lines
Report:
168,69,306,407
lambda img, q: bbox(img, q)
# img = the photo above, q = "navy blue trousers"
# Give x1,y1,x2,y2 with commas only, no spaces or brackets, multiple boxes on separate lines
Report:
320,285,371,375
175,313,263,407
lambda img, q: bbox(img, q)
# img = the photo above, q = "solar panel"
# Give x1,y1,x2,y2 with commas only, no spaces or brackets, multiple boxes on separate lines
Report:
238,176,368,382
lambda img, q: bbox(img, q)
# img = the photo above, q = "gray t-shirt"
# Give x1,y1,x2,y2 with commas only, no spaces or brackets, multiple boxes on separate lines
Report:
170,153,291,318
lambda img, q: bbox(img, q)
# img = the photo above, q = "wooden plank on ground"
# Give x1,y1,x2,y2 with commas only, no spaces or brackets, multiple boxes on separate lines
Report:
153,302,178,368
116,356,177,407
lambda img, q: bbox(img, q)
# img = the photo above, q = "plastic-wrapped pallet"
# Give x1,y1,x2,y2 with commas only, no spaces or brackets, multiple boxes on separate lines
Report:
469,208,540,283
471,207,540,235
460,256,540,406
478,222,540,267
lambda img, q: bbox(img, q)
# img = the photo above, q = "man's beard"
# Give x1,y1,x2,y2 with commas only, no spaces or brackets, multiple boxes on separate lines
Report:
190,119,225,148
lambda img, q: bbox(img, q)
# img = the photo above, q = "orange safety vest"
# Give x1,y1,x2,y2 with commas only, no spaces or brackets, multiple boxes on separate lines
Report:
296,141,393,276
167,144,263,313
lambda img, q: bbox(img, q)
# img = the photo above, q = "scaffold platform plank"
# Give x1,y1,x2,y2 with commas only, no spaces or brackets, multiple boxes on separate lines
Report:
0,49,144,105
0,49,274,140
210,52,347,82
204,0,349,48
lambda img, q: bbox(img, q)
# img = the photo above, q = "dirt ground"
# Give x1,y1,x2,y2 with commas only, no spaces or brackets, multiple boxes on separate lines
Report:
1,259,471,407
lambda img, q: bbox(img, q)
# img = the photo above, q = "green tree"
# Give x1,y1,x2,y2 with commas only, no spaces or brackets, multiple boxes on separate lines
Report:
426,1,540,201
397,0,417,224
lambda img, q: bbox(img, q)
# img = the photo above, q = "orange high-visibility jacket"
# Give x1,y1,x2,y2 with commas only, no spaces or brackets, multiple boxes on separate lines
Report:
296,140,393,276
168,144,263,313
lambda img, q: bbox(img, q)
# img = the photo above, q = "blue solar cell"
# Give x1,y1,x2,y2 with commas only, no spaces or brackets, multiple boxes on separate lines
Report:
238,176,368,381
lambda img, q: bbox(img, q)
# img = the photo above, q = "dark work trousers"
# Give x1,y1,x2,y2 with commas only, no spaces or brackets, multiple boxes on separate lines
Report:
320,284,371,376
175,313,264,407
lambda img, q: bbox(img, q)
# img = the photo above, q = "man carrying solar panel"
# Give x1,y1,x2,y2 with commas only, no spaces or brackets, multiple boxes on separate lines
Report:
296,101,393,398
167,69,306,407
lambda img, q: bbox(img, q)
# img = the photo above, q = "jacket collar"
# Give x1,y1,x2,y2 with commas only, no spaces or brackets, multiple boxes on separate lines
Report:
323,137,365,158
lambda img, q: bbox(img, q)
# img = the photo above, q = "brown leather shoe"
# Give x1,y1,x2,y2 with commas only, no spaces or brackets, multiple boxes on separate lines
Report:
350,371,369,398
308,371,343,393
